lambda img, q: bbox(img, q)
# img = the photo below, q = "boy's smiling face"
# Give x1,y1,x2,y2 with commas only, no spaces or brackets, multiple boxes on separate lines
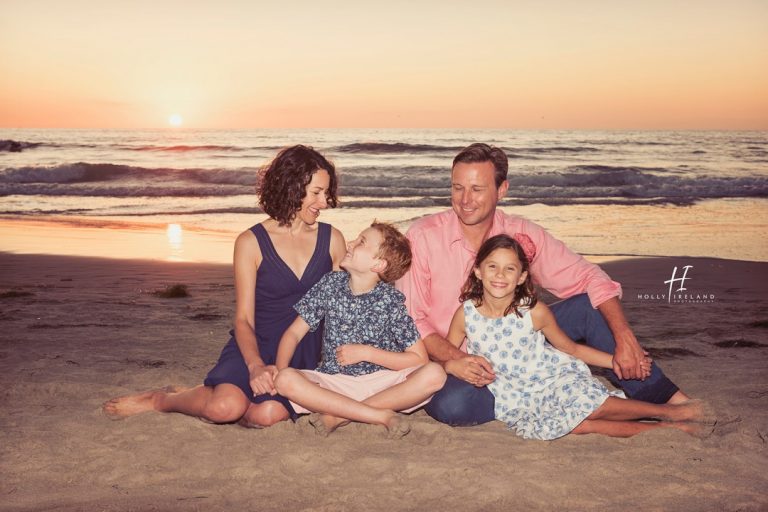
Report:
341,227,385,275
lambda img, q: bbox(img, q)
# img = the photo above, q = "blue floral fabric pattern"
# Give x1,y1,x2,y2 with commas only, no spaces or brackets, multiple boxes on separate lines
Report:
463,300,624,440
294,271,420,376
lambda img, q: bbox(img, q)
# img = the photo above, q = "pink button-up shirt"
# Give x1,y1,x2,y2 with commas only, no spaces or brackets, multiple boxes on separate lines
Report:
396,209,622,341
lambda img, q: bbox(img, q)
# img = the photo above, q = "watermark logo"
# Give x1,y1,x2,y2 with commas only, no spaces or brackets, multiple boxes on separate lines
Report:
664,265,693,303
637,264,716,304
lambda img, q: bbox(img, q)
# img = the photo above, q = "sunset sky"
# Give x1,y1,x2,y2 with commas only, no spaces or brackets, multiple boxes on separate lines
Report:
1,0,766,130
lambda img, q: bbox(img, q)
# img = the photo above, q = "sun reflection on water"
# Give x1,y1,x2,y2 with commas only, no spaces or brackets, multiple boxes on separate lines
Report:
166,223,183,261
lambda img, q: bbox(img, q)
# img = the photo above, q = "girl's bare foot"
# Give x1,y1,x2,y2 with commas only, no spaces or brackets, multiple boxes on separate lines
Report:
662,399,703,422
669,420,717,439
102,385,186,419
664,399,716,424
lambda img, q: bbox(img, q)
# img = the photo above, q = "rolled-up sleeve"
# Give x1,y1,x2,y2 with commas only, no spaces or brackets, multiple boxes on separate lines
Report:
519,219,622,308
396,229,438,339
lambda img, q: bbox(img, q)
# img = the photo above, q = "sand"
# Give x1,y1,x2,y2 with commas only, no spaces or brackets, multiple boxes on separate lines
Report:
1,252,767,511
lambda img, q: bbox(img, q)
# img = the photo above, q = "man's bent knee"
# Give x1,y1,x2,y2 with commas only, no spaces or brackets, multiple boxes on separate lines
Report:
425,376,495,426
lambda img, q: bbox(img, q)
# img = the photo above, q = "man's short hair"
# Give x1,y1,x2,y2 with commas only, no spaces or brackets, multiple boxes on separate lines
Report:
452,143,509,188
371,221,412,283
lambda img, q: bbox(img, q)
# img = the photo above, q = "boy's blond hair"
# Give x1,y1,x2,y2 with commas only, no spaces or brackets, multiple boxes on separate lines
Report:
370,221,412,283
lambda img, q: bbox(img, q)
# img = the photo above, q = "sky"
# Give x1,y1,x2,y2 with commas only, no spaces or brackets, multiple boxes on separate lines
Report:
1,0,766,130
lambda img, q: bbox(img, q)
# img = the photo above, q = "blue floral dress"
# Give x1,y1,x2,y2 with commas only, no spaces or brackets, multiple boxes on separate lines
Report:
463,300,624,440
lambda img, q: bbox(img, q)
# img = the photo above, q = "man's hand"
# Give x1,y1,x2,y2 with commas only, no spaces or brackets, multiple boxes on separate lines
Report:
612,330,647,380
336,344,370,366
445,355,496,387
248,364,278,396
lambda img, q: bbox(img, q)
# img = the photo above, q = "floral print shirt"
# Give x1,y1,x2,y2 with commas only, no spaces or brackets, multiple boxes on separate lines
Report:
294,271,420,376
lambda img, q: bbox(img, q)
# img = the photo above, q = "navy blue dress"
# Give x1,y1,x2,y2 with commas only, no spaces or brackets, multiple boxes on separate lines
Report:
204,222,331,418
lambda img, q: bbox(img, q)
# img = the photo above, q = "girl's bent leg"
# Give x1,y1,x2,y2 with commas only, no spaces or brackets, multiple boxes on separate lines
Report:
588,396,704,423
573,419,670,437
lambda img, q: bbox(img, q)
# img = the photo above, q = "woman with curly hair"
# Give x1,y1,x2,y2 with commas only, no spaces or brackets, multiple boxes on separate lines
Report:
104,145,347,427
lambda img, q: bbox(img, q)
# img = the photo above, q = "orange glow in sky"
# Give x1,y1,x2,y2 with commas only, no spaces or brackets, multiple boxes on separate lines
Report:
1,0,766,130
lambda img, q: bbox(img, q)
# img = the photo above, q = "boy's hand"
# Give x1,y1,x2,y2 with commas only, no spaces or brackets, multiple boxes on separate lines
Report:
336,344,370,366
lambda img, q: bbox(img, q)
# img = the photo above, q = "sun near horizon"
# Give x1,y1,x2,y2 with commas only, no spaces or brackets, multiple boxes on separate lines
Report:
0,1,766,131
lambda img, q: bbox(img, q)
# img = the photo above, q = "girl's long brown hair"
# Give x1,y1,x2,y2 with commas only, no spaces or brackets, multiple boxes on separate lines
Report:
459,234,537,318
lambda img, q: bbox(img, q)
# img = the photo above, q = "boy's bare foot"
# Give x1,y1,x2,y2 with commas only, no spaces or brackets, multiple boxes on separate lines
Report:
382,413,411,439
102,385,186,419
307,413,349,437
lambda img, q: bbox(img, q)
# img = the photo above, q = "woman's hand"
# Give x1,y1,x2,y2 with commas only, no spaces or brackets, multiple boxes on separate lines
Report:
336,344,371,366
445,355,495,387
640,351,653,379
248,364,278,396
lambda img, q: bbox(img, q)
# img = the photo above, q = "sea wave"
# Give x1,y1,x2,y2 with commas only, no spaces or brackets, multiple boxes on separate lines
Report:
0,140,43,152
333,142,464,154
0,162,259,186
333,142,597,156
1,162,766,201
126,144,248,152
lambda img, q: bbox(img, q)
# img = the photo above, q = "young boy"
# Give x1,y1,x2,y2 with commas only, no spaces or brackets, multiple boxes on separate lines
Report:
274,221,446,437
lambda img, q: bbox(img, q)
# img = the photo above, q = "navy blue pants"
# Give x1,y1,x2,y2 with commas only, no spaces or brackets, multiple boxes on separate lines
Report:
424,294,679,426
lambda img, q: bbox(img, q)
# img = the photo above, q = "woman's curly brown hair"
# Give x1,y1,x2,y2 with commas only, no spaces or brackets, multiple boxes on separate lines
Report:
258,145,339,226
459,234,537,318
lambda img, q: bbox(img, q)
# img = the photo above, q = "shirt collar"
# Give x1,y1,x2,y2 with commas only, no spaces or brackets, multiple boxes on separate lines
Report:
448,209,504,248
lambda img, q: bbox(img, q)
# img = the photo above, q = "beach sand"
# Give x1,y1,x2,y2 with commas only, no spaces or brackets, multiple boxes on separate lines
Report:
1,252,767,511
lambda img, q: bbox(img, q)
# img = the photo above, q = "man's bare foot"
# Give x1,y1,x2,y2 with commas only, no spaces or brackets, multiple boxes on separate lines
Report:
102,385,186,419
382,413,411,439
307,413,350,437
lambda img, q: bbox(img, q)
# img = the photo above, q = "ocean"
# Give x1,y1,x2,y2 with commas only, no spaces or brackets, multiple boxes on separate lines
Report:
1,128,767,262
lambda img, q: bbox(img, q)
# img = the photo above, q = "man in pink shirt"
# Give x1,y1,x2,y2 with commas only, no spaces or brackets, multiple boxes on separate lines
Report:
397,143,689,426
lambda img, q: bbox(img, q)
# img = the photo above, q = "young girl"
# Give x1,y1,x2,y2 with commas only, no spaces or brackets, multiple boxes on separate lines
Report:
446,234,708,439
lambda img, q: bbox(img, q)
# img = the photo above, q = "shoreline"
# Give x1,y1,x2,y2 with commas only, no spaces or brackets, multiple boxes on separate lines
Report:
2,196,767,263
1,252,767,510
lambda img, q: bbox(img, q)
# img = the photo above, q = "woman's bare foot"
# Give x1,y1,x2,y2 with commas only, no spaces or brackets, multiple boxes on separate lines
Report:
307,412,350,437
102,385,186,419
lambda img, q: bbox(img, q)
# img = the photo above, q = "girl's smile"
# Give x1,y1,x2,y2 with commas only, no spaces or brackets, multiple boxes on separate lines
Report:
474,247,528,301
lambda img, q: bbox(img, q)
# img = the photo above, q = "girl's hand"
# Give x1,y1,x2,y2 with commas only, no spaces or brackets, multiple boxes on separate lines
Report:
336,344,370,366
445,355,495,387
248,364,278,396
